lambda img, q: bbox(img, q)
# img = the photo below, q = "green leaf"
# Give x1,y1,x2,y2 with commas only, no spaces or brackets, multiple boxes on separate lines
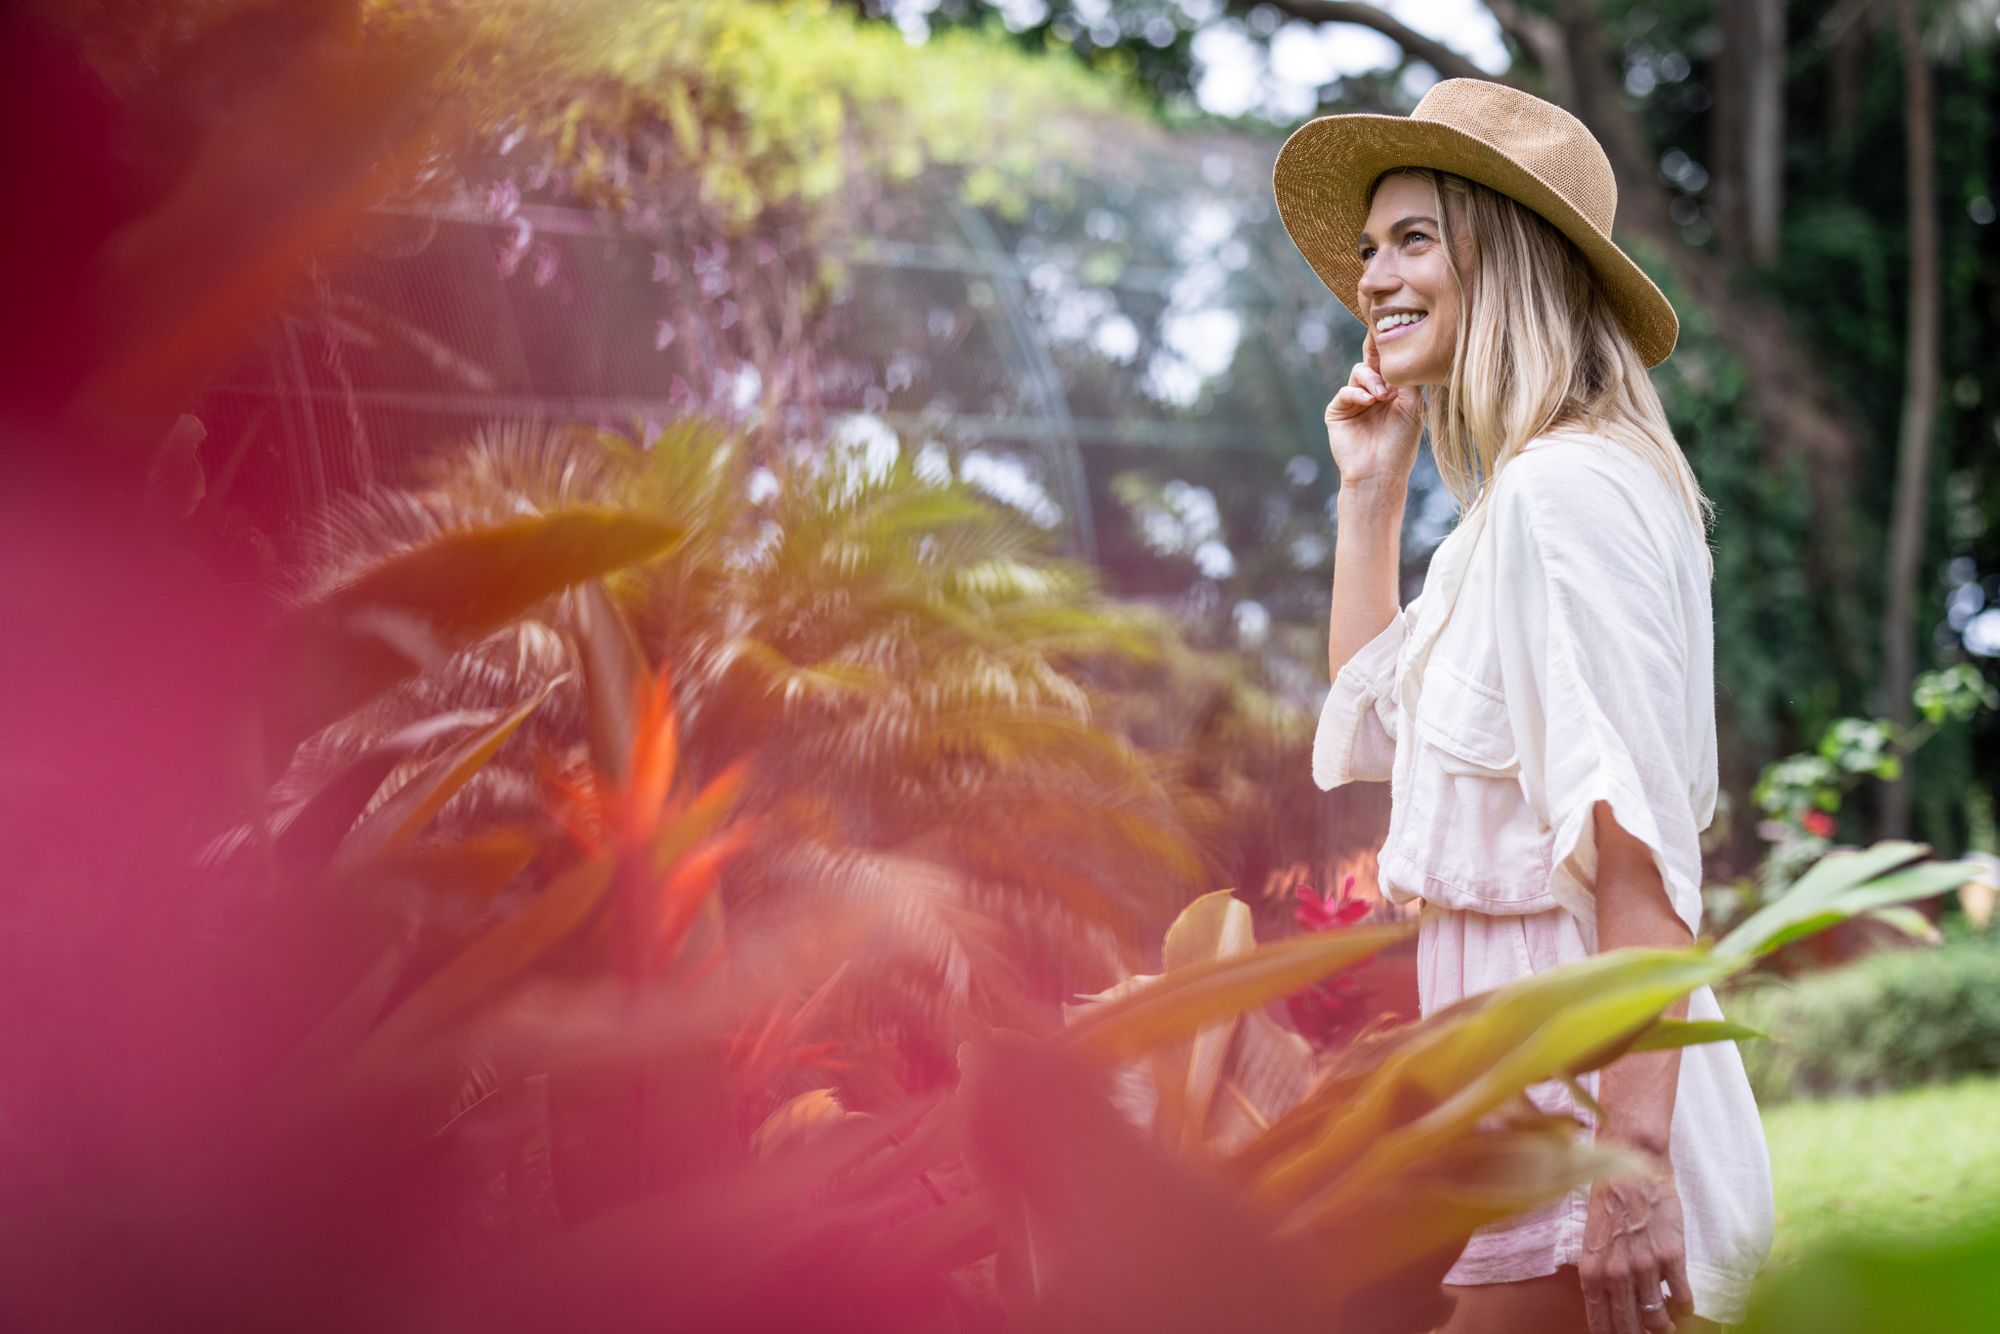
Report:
1237,949,1732,1219
1280,1115,1651,1329
1866,904,1943,944
571,580,650,789
1064,923,1411,1068
334,683,557,867
271,712,482,871
1627,1017,1770,1053
266,509,680,764
359,851,617,1067
1719,844,1975,960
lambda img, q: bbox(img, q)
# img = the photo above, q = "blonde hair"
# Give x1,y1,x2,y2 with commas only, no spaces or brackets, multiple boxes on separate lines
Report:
1373,167,1715,576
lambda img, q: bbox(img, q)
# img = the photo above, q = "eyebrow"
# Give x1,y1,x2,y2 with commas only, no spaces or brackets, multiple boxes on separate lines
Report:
1357,215,1438,249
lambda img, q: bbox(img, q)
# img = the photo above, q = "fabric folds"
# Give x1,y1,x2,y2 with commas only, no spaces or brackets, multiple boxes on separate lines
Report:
1487,444,1716,936
1311,602,1410,790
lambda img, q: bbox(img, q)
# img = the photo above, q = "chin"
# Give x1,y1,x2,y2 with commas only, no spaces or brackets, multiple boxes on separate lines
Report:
1382,355,1438,389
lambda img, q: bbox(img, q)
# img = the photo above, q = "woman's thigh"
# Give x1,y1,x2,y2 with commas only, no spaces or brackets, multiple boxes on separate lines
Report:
1434,1266,1726,1334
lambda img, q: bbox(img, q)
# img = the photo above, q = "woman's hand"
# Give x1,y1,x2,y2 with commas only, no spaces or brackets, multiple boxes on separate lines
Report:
1580,1158,1694,1334
1323,328,1424,493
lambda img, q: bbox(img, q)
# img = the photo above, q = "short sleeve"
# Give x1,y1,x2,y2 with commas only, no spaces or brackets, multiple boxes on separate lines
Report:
1311,599,1414,790
1488,450,1710,934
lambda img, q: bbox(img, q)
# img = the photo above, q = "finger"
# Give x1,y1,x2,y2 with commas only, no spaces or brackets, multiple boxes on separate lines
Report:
1635,1269,1674,1332
1608,1271,1642,1334
1326,386,1376,419
1581,1274,1614,1334
1344,359,1391,401
1363,326,1381,375
1663,1256,1694,1319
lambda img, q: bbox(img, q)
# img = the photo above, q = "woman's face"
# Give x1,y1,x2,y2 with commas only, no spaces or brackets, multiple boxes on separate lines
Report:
1356,172,1463,387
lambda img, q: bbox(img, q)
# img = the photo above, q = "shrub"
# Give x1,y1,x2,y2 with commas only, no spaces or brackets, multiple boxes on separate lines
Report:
1730,939,2000,1103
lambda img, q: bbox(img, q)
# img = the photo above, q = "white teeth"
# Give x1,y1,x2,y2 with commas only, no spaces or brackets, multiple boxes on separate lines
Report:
1375,312,1427,332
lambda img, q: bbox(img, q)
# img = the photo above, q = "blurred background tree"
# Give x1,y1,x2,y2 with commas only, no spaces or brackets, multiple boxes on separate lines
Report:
841,0,2000,868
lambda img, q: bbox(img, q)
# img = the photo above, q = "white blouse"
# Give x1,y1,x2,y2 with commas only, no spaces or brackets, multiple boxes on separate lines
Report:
1311,429,1773,1323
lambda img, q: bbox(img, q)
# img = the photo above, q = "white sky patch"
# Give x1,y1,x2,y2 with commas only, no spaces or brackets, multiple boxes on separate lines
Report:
997,0,1050,31
883,0,941,42
1191,23,1264,119
914,441,954,486
731,362,762,414
1966,608,2000,658
961,449,1064,528
1173,200,1239,263
1234,598,1271,647
1144,356,1205,408
1194,1,1510,122
1133,479,1225,557
827,413,901,497
1092,312,1142,363
1161,307,1241,377
1193,538,1236,579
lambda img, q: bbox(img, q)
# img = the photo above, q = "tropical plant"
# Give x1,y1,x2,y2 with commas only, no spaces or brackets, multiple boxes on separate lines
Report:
890,840,1980,1333
1737,664,1999,912
284,417,1229,1098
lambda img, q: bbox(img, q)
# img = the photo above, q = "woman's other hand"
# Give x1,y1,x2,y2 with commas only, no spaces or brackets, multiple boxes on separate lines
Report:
1580,1158,1694,1334
1323,327,1424,493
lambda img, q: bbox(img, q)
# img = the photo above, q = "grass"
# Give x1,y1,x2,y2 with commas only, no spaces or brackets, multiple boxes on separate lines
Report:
1763,1071,2000,1269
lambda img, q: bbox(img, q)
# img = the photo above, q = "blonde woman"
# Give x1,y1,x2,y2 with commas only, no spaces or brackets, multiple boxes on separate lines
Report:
1274,82,1774,1333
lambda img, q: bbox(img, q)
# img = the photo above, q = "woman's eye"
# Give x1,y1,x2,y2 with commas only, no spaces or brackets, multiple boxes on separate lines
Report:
1405,230,1429,245
1359,246,1376,261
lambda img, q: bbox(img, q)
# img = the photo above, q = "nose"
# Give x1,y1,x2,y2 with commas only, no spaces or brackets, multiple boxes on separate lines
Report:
1356,253,1401,315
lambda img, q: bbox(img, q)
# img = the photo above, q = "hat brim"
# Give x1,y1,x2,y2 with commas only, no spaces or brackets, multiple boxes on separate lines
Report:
1272,114,1678,368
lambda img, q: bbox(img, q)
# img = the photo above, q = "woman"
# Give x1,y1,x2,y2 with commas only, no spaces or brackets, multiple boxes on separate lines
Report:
1272,81,1774,1332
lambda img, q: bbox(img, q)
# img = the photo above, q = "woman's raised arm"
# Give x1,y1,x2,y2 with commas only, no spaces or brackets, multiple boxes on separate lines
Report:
1325,328,1423,681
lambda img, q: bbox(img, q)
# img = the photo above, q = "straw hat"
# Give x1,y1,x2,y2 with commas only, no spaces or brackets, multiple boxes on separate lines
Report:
1272,78,1678,367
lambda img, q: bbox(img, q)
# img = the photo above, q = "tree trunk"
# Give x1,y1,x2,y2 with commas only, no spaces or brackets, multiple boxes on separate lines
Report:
1706,0,1783,266
1878,0,1940,838
1712,1,1750,260
1744,0,1786,265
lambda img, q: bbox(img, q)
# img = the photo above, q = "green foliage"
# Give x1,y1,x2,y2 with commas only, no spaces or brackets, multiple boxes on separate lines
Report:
1744,1216,2000,1332
1716,840,1973,963
402,0,1142,231
265,508,680,770
1729,938,2000,1103
1915,662,2000,725
1744,667,1998,901
301,417,1236,1085
1759,1072,2000,1273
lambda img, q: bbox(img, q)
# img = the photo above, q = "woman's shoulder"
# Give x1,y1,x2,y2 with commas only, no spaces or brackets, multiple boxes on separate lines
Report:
1490,428,1639,519
1487,428,1696,573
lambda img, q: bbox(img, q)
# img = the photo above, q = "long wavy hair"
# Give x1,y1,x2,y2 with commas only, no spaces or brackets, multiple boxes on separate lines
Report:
1374,167,1715,576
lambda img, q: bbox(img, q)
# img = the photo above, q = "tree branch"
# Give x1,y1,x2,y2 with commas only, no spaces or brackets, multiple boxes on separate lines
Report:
1245,0,1494,84
1482,0,1568,102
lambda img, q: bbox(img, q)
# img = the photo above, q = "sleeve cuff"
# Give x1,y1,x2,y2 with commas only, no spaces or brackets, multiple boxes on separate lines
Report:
1311,611,1405,791
1546,776,1701,936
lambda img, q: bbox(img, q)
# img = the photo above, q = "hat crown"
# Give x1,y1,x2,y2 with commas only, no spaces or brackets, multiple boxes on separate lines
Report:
1411,79,1617,234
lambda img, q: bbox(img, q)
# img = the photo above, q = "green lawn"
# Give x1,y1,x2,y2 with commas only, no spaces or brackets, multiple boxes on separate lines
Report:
1763,1072,2000,1269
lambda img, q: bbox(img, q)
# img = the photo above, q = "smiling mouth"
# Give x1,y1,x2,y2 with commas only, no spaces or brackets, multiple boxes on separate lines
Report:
1375,313,1428,343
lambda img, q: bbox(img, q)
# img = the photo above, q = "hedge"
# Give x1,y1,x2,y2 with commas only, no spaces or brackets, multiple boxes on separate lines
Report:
1726,939,2000,1104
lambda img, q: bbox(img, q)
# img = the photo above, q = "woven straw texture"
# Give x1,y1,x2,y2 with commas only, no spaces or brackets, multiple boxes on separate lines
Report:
1272,79,1678,368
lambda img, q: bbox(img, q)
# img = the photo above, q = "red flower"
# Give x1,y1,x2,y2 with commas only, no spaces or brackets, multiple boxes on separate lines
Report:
1801,810,1837,839
1294,874,1371,932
